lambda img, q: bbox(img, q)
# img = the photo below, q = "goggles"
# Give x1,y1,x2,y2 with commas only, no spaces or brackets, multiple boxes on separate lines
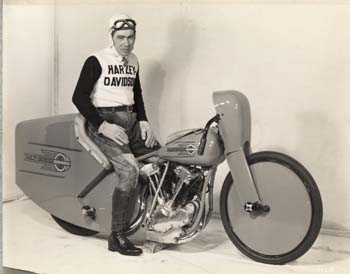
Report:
112,19,136,31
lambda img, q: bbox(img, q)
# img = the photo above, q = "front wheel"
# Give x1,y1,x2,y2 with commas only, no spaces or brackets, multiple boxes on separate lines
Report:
220,151,323,264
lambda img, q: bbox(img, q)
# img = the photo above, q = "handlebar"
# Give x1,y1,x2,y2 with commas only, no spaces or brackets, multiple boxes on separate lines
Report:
197,114,220,156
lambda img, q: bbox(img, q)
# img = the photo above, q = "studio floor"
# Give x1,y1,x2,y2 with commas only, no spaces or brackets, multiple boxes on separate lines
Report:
2,198,350,274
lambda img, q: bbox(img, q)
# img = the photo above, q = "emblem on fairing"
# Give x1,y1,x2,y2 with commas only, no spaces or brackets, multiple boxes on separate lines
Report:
186,144,198,155
24,150,71,173
167,142,199,156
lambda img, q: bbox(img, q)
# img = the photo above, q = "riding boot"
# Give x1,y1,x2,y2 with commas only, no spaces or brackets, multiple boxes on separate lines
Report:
125,187,137,228
108,189,142,256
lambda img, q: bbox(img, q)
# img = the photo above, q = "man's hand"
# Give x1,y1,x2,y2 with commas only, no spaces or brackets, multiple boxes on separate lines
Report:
139,121,157,148
98,121,129,145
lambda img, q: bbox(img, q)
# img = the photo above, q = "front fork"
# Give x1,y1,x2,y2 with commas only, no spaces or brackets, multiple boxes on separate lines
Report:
226,148,270,214
213,90,269,214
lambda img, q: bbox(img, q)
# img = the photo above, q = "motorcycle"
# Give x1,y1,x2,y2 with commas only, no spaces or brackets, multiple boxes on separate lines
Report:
15,90,323,264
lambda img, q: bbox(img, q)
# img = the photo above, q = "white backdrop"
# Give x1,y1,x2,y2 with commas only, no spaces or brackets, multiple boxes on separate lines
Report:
3,1,350,232
3,3,55,200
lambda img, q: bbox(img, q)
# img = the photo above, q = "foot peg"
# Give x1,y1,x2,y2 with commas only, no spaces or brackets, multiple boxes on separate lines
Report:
82,206,96,220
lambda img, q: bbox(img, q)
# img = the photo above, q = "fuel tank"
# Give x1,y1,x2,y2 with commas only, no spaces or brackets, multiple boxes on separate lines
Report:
158,128,225,167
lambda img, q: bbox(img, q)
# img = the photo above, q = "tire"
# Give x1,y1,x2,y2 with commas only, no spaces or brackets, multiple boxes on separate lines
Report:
220,151,323,264
51,215,99,236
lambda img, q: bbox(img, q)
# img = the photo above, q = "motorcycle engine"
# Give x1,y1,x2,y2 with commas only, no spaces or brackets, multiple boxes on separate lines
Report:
144,163,205,233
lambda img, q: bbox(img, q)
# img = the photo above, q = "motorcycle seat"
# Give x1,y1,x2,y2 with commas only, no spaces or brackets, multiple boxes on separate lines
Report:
74,114,112,170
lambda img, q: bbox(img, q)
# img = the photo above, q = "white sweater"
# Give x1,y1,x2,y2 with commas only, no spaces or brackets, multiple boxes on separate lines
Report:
91,46,139,107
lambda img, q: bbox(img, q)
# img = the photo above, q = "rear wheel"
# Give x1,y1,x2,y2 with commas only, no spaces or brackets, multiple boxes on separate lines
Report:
220,151,323,264
124,182,149,236
51,215,99,236
52,182,148,237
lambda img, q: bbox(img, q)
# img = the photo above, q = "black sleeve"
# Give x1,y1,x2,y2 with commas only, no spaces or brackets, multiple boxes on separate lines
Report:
133,70,148,121
72,56,104,129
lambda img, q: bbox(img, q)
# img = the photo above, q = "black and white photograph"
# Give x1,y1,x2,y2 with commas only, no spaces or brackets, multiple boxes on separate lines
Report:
1,0,350,273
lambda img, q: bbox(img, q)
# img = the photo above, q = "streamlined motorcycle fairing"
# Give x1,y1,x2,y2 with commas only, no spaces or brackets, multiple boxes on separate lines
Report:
16,114,117,232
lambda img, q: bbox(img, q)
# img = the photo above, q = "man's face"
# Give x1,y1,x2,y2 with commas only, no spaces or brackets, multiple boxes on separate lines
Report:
112,29,136,57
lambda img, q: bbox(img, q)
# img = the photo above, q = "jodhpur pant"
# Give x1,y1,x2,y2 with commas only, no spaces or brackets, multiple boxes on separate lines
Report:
87,108,159,232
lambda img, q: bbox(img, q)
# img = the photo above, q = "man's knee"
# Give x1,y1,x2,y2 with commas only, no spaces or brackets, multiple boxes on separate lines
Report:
121,153,140,172
119,164,138,182
111,154,139,192
117,182,135,192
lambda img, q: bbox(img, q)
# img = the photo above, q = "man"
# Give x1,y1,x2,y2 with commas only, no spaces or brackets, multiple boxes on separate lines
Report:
72,14,159,256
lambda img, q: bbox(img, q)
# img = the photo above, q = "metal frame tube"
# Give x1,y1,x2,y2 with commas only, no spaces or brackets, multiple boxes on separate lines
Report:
147,161,169,218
